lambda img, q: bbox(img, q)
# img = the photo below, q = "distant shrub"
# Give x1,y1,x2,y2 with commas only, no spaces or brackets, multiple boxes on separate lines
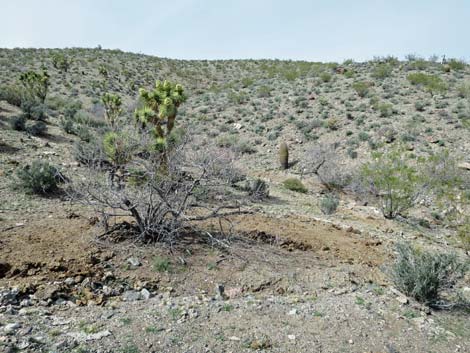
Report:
21,100,48,121
407,73,447,95
414,101,427,112
457,84,470,99
16,160,61,194
320,193,339,214
325,117,340,130
376,103,393,117
391,243,466,305
59,116,75,134
447,58,466,71
372,64,393,79
0,85,24,106
352,81,371,97
320,72,332,82
51,53,72,72
283,178,308,193
27,121,48,136
10,115,26,131
245,178,269,200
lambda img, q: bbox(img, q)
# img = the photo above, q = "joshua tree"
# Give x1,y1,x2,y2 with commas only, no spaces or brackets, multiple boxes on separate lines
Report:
19,69,49,103
134,80,186,150
101,93,122,128
52,53,72,73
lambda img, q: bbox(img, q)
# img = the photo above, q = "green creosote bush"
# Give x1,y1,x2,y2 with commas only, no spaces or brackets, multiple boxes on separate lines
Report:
360,145,425,219
283,178,307,193
16,160,62,194
352,81,371,98
391,243,466,305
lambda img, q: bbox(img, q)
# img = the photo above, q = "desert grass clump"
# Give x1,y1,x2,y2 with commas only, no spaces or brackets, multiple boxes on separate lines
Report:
16,160,62,195
283,178,307,193
391,243,466,305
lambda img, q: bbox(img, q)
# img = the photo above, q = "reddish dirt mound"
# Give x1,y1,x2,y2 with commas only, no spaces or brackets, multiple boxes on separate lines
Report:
1,211,387,290
217,213,387,266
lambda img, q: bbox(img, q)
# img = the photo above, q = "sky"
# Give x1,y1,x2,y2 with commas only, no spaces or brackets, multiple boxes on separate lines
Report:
0,0,469,62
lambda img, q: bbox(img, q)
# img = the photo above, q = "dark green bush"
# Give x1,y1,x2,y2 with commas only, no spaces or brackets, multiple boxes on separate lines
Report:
10,115,26,131
16,160,61,194
27,121,48,136
21,99,48,121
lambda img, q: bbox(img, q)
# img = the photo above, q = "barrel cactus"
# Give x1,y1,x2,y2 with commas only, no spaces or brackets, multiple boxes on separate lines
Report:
279,142,289,169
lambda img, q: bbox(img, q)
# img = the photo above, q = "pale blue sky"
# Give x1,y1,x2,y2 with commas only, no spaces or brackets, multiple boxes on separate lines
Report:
0,0,469,61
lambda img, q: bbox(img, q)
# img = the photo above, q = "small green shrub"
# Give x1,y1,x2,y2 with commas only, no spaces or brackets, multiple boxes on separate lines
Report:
391,243,466,304
103,132,133,166
283,178,308,193
16,160,61,194
320,194,339,214
352,81,371,97
320,72,332,83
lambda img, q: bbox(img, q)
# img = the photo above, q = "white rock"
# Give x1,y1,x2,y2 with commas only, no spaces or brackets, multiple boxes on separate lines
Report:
4,323,20,333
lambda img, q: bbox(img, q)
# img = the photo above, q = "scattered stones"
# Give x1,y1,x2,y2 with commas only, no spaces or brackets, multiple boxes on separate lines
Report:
288,308,298,315
121,290,142,302
4,323,21,334
140,288,151,300
127,257,141,267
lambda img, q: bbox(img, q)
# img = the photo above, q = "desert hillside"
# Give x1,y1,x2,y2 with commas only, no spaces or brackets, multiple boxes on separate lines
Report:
0,48,469,353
